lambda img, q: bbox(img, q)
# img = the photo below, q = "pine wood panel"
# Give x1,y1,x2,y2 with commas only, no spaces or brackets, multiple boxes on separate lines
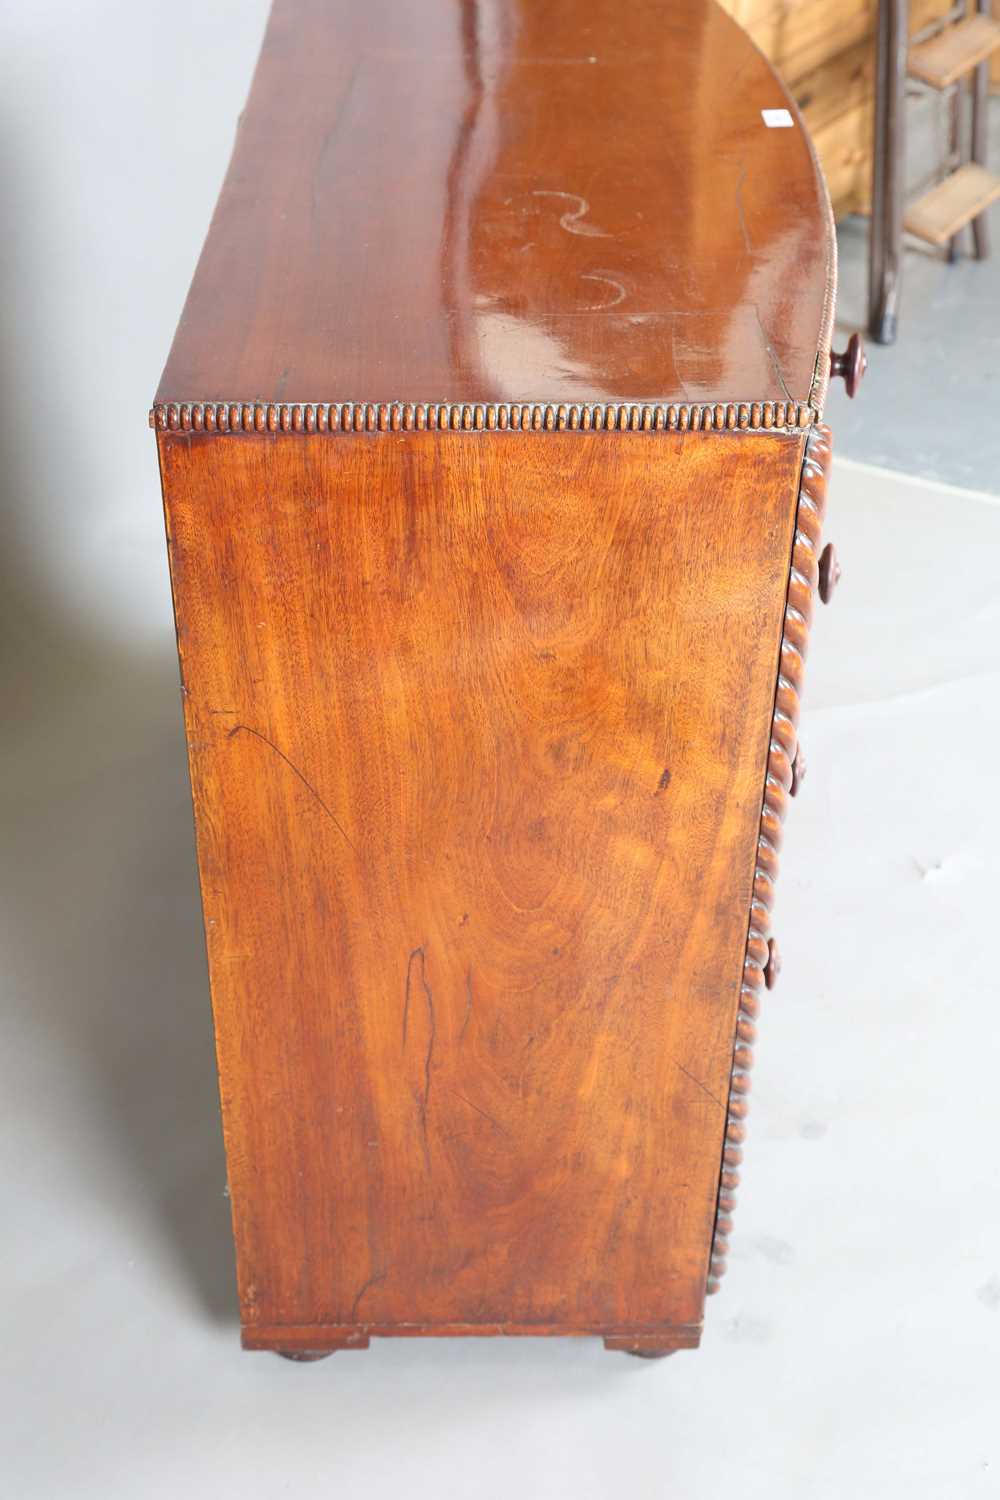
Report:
740,0,874,86
792,39,874,138
159,427,806,1349
810,101,875,218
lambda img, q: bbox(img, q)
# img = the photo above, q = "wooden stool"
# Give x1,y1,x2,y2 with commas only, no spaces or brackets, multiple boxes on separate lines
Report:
869,0,1000,344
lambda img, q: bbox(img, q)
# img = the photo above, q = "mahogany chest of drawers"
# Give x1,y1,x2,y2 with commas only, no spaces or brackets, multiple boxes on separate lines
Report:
153,0,854,1359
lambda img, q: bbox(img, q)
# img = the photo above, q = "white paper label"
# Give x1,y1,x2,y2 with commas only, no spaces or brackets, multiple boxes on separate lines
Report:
761,108,794,128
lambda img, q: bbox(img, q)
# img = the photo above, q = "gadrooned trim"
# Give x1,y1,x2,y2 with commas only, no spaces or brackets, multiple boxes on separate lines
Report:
150,398,818,435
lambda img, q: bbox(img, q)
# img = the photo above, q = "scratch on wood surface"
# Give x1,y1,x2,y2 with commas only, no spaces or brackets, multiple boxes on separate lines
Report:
655,767,672,795
579,270,627,309
673,1058,725,1111
311,62,361,231
452,1089,510,1137
349,1268,388,1322
735,163,753,254
227,725,358,854
403,948,436,1133
669,321,693,401
753,304,794,404
532,188,613,238
460,969,474,1041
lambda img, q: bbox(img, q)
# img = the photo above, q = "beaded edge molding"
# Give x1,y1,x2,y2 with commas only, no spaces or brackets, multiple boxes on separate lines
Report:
706,423,832,1297
150,398,818,435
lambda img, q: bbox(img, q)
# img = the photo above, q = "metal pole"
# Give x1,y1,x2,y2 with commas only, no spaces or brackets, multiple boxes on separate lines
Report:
971,0,991,259
868,0,909,344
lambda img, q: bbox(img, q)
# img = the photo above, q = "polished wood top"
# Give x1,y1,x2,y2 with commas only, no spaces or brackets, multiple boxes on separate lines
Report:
156,0,836,414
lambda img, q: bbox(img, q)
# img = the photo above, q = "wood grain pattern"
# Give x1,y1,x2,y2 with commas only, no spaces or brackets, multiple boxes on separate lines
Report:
706,424,832,1296
158,427,808,1349
155,0,835,414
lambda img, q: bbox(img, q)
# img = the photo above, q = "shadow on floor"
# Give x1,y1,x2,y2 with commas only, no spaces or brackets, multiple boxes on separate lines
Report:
2,634,238,1323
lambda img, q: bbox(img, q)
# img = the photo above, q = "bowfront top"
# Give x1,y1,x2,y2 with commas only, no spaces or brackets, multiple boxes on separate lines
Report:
155,0,836,419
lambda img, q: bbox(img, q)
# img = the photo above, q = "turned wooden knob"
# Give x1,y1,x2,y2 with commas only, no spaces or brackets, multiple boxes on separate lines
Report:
790,744,806,797
818,542,840,604
829,332,867,398
763,938,781,991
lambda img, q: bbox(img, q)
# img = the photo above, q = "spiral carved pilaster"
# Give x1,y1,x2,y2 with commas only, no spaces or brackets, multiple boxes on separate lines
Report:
706,424,832,1296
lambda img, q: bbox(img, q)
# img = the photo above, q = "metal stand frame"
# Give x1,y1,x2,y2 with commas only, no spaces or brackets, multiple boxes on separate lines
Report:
868,0,908,345
869,0,994,345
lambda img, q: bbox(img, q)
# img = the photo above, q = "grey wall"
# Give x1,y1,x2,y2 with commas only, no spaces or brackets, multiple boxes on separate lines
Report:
0,0,269,679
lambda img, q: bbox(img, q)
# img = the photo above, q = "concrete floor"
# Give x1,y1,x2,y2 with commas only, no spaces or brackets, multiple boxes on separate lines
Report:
4,455,999,1498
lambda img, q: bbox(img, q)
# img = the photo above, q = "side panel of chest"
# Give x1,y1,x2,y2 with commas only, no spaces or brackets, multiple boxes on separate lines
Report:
159,428,804,1349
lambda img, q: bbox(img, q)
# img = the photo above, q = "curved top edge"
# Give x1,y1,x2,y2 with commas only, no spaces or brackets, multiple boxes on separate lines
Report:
155,0,837,414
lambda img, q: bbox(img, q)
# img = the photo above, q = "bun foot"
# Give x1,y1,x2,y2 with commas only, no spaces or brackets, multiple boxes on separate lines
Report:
604,1335,684,1358
272,1335,371,1360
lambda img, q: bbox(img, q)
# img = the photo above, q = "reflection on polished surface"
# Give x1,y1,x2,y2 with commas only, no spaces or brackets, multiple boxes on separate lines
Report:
158,0,835,409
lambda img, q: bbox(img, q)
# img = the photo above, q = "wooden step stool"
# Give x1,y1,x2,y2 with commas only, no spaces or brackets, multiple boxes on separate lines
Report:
868,0,1000,344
